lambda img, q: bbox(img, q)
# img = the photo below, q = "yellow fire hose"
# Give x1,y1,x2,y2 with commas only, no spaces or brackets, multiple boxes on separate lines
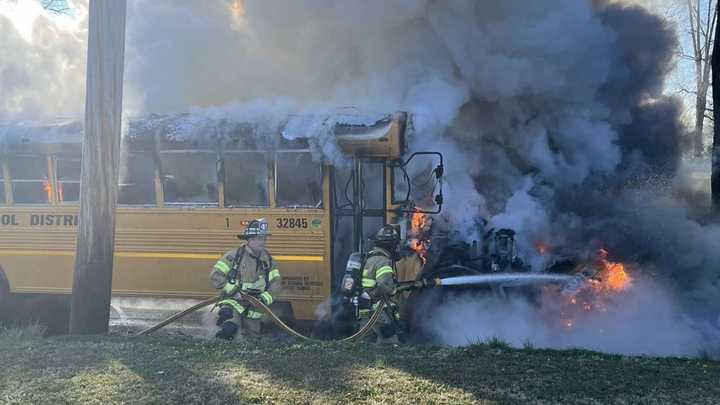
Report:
137,291,387,343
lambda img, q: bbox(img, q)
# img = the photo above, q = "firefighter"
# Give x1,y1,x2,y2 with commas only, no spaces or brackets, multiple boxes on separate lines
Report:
358,224,402,343
210,219,281,340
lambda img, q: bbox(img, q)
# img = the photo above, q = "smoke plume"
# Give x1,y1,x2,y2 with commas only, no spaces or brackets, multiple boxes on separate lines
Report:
2,0,719,356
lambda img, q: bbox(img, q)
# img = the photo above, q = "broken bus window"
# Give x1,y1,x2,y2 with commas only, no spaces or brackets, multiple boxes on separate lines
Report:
119,151,156,205
223,151,268,207
276,151,322,208
8,155,50,204
55,154,81,203
160,150,218,205
0,163,5,204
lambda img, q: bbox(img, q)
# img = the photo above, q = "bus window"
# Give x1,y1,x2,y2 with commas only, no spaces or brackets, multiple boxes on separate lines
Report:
8,155,50,204
223,151,268,207
119,152,156,205
362,162,384,209
0,164,5,204
55,155,81,203
276,151,322,208
333,166,354,208
160,150,218,205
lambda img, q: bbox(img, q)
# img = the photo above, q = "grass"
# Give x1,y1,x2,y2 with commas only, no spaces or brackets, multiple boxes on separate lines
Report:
1,327,720,404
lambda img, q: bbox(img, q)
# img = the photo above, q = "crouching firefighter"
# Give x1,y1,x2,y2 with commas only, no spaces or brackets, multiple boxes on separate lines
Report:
210,219,281,340
358,225,403,343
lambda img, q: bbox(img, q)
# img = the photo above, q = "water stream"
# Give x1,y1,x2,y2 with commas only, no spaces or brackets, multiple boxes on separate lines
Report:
439,273,575,287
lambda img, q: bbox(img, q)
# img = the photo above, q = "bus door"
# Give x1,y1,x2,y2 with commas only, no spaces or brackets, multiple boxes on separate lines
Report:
330,157,386,290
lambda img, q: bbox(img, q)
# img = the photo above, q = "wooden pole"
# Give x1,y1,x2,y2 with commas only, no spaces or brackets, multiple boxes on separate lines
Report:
69,0,127,335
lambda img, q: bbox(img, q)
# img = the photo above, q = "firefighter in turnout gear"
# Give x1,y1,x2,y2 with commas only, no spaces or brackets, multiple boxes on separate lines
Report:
359,224,402,343
210,219,281,340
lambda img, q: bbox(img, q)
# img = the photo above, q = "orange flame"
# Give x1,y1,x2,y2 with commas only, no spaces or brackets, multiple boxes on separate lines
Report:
411,210,430,233
554,249,633,331
229,0,246,25
42,180,52,202
408,211,431,264
535,241,549,255
595,253,633,292
604,262,632,291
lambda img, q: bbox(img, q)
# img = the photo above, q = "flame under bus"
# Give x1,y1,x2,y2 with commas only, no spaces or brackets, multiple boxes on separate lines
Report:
0,112,427,322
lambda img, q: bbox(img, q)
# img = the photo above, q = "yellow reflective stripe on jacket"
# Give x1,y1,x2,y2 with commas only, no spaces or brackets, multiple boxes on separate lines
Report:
361,268,376,288
218,299,246,315
375,266,394,279
268,269,280,282
222,282,237,295
246,310,263,319
362,278,376,288
241,278,266,291
260,291,273,305
213,261,231,275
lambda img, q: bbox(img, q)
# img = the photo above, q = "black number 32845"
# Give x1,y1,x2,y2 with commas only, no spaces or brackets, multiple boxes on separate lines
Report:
276,218,308,229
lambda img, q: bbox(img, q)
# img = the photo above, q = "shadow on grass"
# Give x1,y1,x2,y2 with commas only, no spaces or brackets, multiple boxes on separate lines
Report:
226,337,720,404
0,294,70,336
0,332,245,403
3,327,720,404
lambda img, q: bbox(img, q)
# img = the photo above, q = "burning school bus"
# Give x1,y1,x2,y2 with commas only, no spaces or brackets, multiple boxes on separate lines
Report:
0,112,443,327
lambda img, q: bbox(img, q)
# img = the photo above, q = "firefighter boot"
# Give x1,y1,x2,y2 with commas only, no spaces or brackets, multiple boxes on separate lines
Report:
216,305,234,326
216,321,239,340
378,322,399,344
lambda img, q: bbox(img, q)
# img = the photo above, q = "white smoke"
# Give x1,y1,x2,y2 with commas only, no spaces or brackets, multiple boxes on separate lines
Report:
0,0,87,121
425,277,708,357
109,297,217,338
2,0,719,356
0,0,642,233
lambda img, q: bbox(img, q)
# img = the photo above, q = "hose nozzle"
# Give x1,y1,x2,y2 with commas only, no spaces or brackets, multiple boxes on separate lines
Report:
395,278,441,293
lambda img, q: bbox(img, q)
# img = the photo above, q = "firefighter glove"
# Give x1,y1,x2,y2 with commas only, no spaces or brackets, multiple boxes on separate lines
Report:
358,292,371,310
259,291,274,306
222,282,238,296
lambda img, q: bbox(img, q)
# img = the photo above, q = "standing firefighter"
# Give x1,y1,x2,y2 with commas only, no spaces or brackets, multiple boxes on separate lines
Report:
358,224,402,343
210,219,281,340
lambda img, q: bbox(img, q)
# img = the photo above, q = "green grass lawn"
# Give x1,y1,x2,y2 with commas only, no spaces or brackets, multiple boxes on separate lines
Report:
1,326,719,404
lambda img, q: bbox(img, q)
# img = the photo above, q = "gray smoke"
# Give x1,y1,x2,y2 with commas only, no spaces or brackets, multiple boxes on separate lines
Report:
0,0,87,121
2,0,719,356
426,278,707,357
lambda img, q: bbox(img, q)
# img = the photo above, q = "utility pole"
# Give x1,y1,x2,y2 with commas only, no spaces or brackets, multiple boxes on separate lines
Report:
713,0,720,212
69,0,127,334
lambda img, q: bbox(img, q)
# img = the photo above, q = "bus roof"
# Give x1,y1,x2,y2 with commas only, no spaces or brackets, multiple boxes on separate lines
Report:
0,111,406,158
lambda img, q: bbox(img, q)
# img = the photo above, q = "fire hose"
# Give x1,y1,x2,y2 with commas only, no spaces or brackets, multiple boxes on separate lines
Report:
137,276,581,341
137,290,389,342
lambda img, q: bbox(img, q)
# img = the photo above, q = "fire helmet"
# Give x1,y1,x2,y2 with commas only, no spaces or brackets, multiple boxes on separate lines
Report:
373,224,400,245
238,218,272,239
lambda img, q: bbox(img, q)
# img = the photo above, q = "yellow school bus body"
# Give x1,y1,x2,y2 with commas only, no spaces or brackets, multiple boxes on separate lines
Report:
0,206,331,320
0,112,419,321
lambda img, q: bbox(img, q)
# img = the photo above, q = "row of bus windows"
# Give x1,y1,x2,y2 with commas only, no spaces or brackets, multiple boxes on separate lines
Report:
0,151,322,208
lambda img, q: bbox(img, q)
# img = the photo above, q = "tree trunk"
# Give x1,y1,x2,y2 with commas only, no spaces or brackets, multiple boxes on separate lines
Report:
695,91,707,157
69,0,127,335
713,0,720,211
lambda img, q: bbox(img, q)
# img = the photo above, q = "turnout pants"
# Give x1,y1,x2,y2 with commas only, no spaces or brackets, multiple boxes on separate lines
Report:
215,299,267,339
359,303,400,344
